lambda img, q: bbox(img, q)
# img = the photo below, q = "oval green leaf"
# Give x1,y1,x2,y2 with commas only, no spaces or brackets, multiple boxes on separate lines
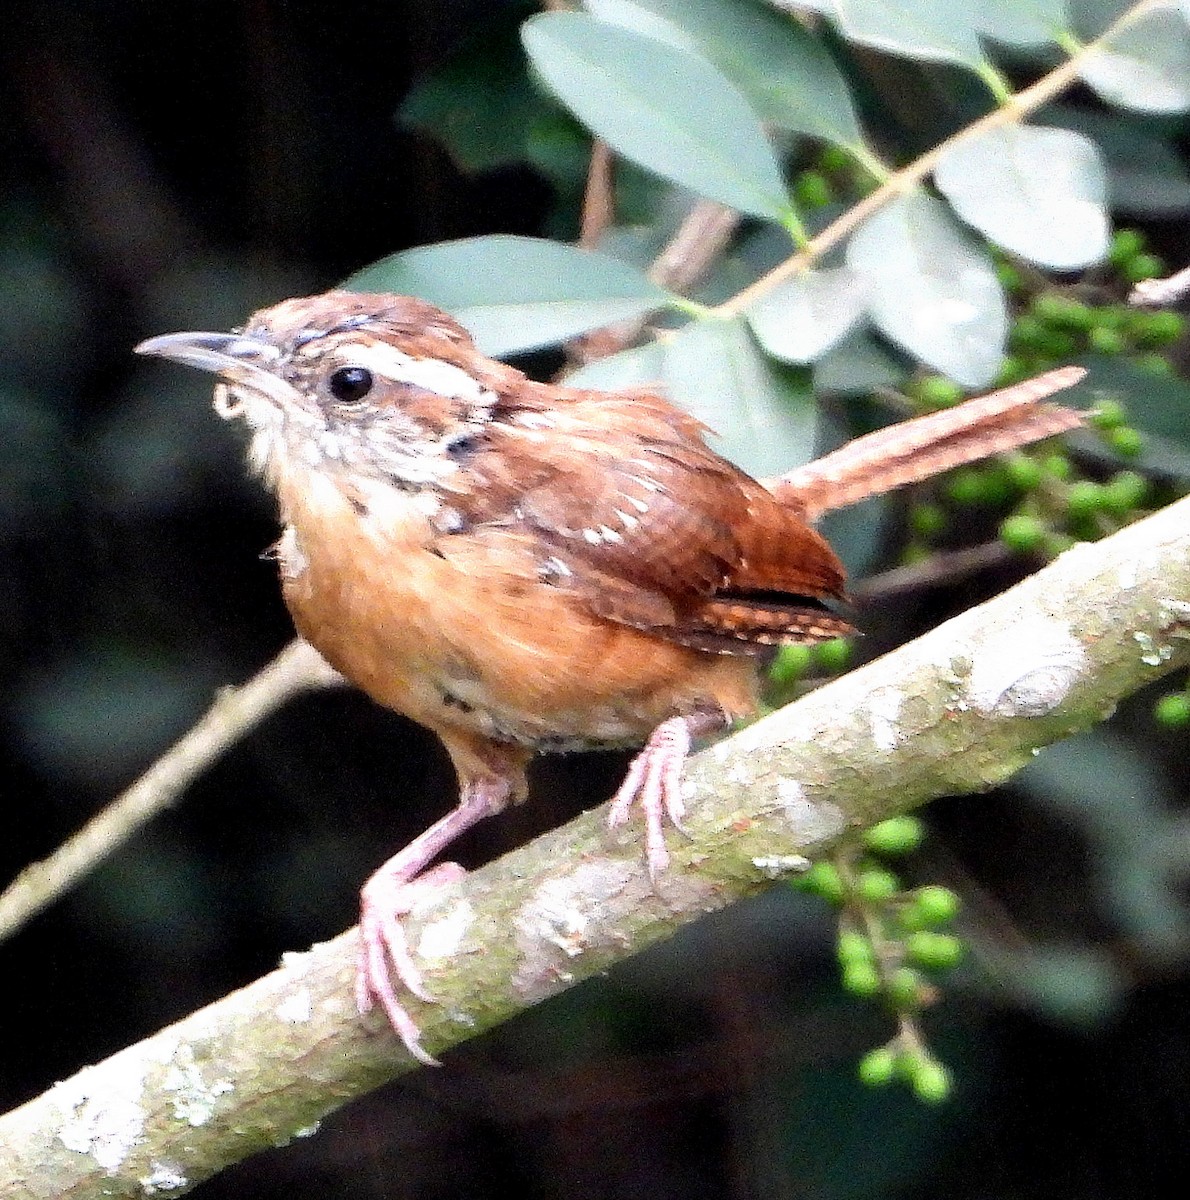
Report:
976,0,1070,46
521,12,792,222
346,236,672,357
1078,4,1190,114
935,125,1109,269
662,317,818,476
817,0,986,70
1039,104,1190,217
586,0,864,146
563,341,668,389
746,267,870,364
846,192,1007,387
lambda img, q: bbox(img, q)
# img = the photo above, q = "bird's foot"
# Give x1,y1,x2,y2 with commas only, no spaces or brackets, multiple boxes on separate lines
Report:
356,860,467,1065
607,715,700,881
354,780,509,1064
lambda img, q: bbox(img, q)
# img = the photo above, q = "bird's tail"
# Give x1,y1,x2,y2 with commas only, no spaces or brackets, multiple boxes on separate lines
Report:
767,366,1087,523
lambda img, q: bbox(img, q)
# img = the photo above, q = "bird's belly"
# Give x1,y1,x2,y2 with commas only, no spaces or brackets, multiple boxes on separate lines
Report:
279,517,759,752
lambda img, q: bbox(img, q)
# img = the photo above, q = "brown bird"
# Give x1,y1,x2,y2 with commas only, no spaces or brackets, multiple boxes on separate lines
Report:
137,292,1084,1061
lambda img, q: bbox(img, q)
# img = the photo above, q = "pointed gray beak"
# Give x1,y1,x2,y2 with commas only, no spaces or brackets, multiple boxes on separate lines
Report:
134,330,281,375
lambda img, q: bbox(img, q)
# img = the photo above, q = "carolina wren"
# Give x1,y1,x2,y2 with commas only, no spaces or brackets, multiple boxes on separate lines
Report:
136,291,1084,1061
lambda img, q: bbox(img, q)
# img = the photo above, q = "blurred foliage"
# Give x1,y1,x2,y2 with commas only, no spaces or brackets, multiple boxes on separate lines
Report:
3,1,1190,1198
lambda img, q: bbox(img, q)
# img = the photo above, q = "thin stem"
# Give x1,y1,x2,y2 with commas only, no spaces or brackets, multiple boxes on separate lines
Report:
713,0,1165,320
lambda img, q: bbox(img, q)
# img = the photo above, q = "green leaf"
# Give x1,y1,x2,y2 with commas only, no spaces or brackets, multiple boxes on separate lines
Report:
398,15,545,172
346,236,672,357
934,125,1109,270
813,329,909,394
816,0,987,70
521,12,792,221
662,318,819,475
845,191,1007,387
1078,3,1190,113
746,267,870,364
585,0,865,145
1038,104,1190,217
975,0,1071,45
563,341,667,389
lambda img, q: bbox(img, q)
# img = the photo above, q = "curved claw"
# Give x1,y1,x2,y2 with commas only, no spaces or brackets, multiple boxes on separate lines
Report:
607,716,696,881
355,861,467,1066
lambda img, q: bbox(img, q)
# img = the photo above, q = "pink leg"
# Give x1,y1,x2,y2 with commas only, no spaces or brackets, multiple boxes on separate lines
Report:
607,711,726,881
356,778,509,1064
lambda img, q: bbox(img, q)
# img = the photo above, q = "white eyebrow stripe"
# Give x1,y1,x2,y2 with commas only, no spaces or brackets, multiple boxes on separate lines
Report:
335,340,492,404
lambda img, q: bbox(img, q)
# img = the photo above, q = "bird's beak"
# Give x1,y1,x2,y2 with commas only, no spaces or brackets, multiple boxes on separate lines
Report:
134,330,296,408
135,330,280,373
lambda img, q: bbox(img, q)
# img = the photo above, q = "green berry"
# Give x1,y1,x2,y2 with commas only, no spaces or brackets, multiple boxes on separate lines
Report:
1003,453,1043,491
1066,480,1105,519
906,931,965,970
910,1058,952,1104
1041,452,1073,481
770,643,813,685
863,816,925,856
1134,353,1174,377
794,861,845,904
815,637,852,673
995,261,1025,293
818,145,852,173
909,503,948,539
946,467,993,507
1089,399,1127,430
1124,253,1164,284
1108,228,1145,268
1089,326,1126,355
794,170,832,209
857,1046,897,1087
887,967,925,1011
1101,470,1148,514
908,885,961,928
1033,294,1096,331
1107,426,1143,457
914,375,964,409
999,514,1046,554
842,961,882,998
1154,692,1190,727
994,355,1028,386
856,866,901,903
1138,310,1183,346
837,928,874,966
900,543,931,567
1009,314,1050,352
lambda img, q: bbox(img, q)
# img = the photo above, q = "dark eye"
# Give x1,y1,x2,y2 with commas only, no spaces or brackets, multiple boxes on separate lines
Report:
328,366,374,404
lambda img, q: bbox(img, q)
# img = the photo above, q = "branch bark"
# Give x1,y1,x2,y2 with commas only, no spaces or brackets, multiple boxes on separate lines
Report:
2,495,1188,1198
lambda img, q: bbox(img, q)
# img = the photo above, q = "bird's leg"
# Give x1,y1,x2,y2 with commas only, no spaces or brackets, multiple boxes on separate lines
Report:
607,709,728,881
356,776,511,1064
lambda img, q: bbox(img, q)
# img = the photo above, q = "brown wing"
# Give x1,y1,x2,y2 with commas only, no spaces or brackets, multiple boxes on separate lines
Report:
455,386,852,653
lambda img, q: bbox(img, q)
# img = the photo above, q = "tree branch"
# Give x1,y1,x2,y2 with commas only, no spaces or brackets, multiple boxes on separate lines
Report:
0,641,342,944
3,494,1188,1198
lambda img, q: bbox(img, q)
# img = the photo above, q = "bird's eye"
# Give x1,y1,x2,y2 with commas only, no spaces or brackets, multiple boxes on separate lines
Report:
328,366,374,404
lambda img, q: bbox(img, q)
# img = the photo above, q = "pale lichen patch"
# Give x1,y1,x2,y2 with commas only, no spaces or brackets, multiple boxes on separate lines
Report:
162,1043,234,1127
751,854,811,879
1134,629,1173,667
968,619,1087,717
775,777,845,845
274,987,313,1024
139,1161,188,1194
54,1063,148,1172
868,687,904,752
513,860,636,1000
416,898,476,961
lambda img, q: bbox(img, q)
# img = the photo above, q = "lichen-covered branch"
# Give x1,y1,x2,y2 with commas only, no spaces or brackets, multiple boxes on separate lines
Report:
2,495,1188,1198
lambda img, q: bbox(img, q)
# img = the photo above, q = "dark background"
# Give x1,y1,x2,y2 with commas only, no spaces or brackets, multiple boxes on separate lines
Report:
3,2,1190,1197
